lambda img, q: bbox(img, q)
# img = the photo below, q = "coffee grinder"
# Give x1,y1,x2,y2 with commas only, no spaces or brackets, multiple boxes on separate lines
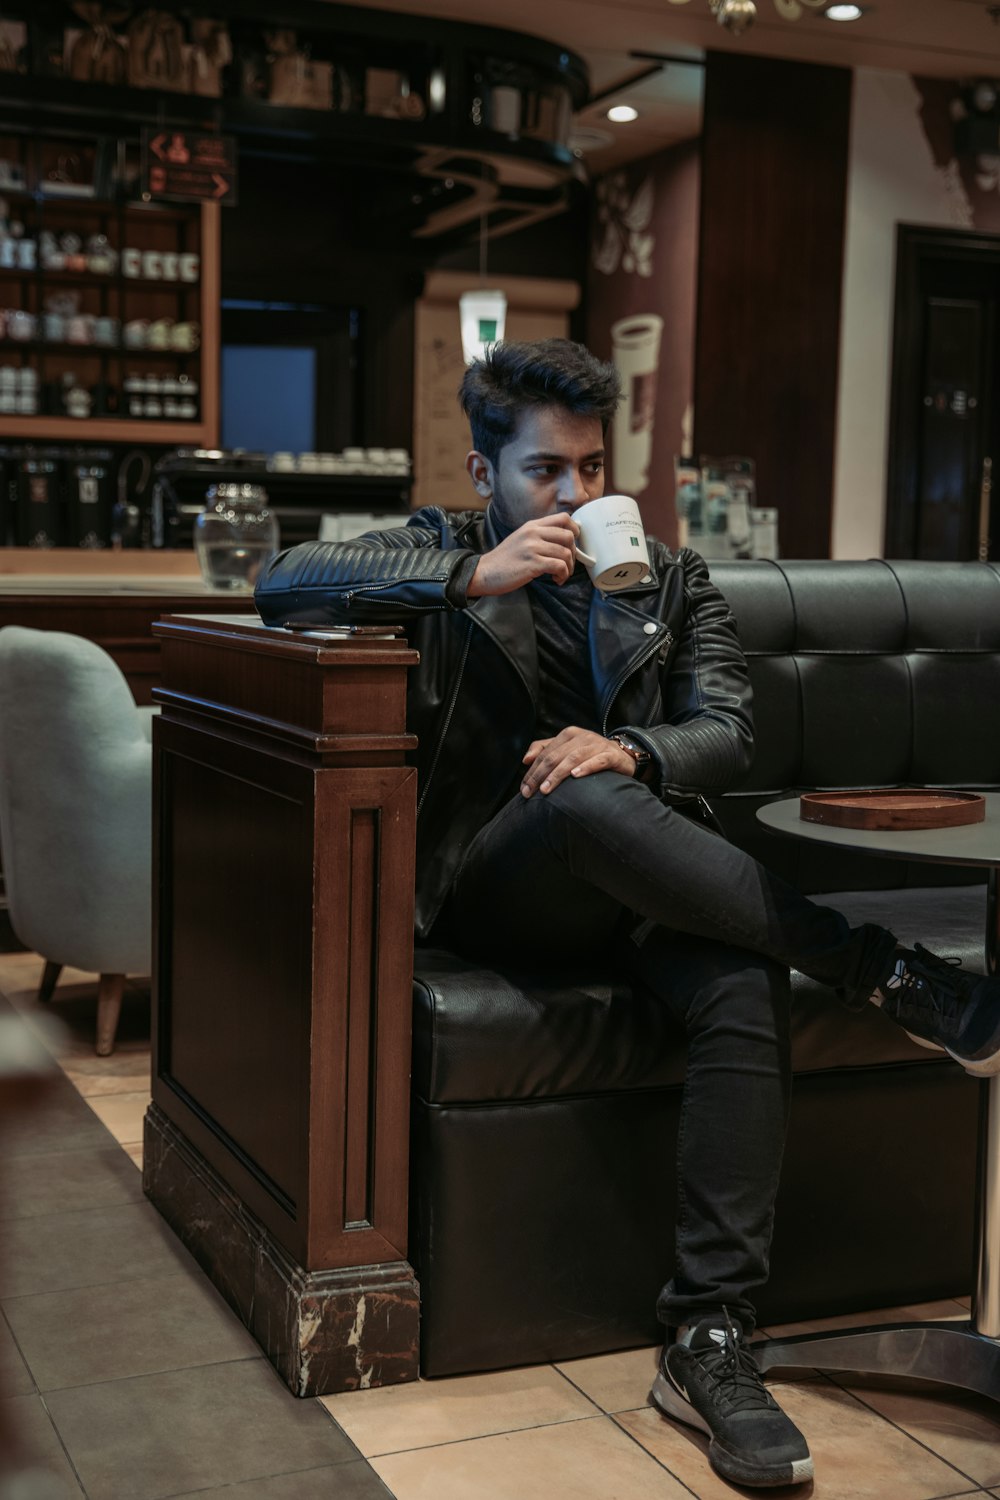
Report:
65,447,114,547
15,449,62,547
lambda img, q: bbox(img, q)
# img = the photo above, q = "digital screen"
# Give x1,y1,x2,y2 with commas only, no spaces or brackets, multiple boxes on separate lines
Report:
221,344,316,452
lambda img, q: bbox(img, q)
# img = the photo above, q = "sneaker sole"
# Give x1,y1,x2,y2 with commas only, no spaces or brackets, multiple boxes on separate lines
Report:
949,1045,1000,1077
650,1372,814,1489
904,1029,1000,1077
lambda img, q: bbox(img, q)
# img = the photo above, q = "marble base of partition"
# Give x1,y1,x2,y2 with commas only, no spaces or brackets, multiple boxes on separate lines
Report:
143,1103,420,1396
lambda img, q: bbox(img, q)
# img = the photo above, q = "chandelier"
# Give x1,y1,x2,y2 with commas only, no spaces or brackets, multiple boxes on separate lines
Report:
667,0,828,35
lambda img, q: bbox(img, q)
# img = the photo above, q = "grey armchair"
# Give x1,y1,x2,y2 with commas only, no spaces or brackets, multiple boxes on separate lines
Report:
0,626,152,1055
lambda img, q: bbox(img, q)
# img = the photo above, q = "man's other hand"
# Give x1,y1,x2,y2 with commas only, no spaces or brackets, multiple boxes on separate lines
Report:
467,514,580,598
520,726,636,797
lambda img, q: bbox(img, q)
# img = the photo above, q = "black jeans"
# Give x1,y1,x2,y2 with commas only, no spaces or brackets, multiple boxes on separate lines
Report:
438,771,899,1334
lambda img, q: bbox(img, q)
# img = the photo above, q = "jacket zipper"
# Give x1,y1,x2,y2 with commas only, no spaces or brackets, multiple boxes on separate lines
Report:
344,583,428,609
600,631,665,735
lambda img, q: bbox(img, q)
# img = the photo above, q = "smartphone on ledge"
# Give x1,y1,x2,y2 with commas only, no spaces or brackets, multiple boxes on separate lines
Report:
280,622,402,637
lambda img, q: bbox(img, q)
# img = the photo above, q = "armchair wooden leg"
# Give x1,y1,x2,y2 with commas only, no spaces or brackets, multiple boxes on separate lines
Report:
95,974,125,1057
38,960,62,1004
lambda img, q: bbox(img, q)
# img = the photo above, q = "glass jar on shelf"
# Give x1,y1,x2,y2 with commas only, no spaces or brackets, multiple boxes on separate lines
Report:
193,482,279,591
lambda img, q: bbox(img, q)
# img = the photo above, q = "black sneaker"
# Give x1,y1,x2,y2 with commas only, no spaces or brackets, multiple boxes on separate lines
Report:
877,944,1000,1077
649,1312,813,1489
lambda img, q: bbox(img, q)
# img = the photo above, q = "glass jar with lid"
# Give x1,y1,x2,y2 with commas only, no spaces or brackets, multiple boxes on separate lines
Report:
194,482,279,591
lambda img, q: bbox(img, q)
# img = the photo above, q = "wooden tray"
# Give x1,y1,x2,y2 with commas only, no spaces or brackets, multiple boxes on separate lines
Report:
800,789,986,831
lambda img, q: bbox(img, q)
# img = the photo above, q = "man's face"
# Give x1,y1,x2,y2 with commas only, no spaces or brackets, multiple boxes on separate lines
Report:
467,405,606,529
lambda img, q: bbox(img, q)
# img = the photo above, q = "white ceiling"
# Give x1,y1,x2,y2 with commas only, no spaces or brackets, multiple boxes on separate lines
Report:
331,0,1000,171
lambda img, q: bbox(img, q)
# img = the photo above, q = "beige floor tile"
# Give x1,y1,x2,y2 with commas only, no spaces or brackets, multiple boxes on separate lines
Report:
61,1045,151,1097
618,1379,976,1500
0,957,92,1016
555,1344,660,1413
370,1414,693,1500
842,1382,1000,1489
320,1363,598,1456
86,1091,150,1146
123,1143,144,1170
760,1301,970,1340
0,954,151,1092
0,951,48,990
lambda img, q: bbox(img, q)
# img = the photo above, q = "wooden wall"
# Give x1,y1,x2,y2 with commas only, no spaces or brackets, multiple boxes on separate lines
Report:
221,154,588,466
586,138,701,547
694,52,852,559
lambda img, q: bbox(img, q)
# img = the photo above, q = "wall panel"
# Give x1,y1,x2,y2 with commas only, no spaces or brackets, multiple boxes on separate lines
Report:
695,51,852,559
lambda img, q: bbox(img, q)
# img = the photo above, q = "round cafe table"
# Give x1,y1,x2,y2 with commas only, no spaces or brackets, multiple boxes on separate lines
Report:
750,792,1000,1399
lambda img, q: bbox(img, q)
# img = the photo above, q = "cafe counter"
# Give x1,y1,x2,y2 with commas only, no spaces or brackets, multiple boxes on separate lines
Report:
0,551,252,702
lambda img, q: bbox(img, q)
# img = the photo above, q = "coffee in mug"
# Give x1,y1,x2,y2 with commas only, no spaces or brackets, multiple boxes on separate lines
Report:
572,494,651,592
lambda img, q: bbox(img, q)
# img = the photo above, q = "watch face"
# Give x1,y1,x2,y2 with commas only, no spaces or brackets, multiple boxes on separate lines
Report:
613,734,648,762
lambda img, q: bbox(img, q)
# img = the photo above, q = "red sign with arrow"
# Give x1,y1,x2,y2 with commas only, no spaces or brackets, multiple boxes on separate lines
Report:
141,129,238,206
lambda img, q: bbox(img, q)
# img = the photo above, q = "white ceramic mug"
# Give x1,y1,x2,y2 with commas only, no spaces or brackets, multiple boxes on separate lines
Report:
148,318,172,349
572,494,651,592
170,320,199,351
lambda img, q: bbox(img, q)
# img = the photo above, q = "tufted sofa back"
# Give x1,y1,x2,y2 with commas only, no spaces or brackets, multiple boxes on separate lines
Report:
706,558,1000,894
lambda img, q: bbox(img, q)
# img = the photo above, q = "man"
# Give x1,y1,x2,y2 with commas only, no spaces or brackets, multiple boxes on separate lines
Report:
255,338,1000,1490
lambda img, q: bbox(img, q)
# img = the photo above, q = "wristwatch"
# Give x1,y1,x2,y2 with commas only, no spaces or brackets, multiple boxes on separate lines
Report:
608,732,652,772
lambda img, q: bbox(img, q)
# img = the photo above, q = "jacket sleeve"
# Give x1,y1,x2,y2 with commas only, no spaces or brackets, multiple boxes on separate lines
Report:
621,548,755,799
253,508,480,627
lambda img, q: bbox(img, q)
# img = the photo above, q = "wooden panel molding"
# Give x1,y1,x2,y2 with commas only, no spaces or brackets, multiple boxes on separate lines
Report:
146,615,421,1393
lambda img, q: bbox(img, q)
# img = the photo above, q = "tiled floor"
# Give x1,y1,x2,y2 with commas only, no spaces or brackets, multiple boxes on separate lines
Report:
3,948,1000,1500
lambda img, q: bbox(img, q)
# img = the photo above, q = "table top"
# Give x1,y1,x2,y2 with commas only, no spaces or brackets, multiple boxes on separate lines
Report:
0,579,231,596
757,792,1000,868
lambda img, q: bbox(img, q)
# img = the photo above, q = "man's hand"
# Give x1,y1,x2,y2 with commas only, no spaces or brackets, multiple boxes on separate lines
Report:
467,514,580,598
520,726,636,797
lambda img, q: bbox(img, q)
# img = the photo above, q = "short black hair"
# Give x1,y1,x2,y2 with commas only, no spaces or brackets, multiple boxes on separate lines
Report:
458,338,621,467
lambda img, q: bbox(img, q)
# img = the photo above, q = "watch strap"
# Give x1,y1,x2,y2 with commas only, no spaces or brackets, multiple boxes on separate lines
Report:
608,732,652,768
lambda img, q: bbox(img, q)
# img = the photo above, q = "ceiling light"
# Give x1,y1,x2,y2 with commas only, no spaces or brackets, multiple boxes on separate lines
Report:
825,3,863,19
607,104,639,123
459,194,506,365
667,0,829,35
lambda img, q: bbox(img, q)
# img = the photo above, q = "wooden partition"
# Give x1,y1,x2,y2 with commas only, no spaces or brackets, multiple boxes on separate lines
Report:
144,613,421,1395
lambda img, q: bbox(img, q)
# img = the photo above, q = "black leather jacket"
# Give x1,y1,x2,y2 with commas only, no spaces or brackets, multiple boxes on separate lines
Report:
255,505,754,937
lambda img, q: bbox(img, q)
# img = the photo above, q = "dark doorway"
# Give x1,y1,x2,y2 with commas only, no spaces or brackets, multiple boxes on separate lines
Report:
887,226,1000,560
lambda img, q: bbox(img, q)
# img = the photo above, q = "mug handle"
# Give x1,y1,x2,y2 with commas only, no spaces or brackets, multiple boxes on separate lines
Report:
574,544,596,567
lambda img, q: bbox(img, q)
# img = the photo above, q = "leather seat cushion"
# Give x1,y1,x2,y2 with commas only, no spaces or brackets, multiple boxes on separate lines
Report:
412,884,986,1106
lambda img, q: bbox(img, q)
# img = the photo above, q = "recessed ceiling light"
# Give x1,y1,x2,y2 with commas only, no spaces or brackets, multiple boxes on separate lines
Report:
607,104,639,123
825,3,864,19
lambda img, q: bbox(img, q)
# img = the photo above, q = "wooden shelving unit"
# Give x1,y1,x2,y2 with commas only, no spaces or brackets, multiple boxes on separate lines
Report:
0,414,209,442
0,196,220,447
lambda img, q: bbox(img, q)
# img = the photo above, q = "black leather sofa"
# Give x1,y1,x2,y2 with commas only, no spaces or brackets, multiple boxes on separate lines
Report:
409,559,999,1377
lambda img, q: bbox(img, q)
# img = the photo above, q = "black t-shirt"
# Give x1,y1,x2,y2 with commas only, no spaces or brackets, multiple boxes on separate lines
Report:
526,564,601,740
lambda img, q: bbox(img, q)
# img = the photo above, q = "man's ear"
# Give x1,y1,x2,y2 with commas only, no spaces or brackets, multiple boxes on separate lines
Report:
466,450,494,500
